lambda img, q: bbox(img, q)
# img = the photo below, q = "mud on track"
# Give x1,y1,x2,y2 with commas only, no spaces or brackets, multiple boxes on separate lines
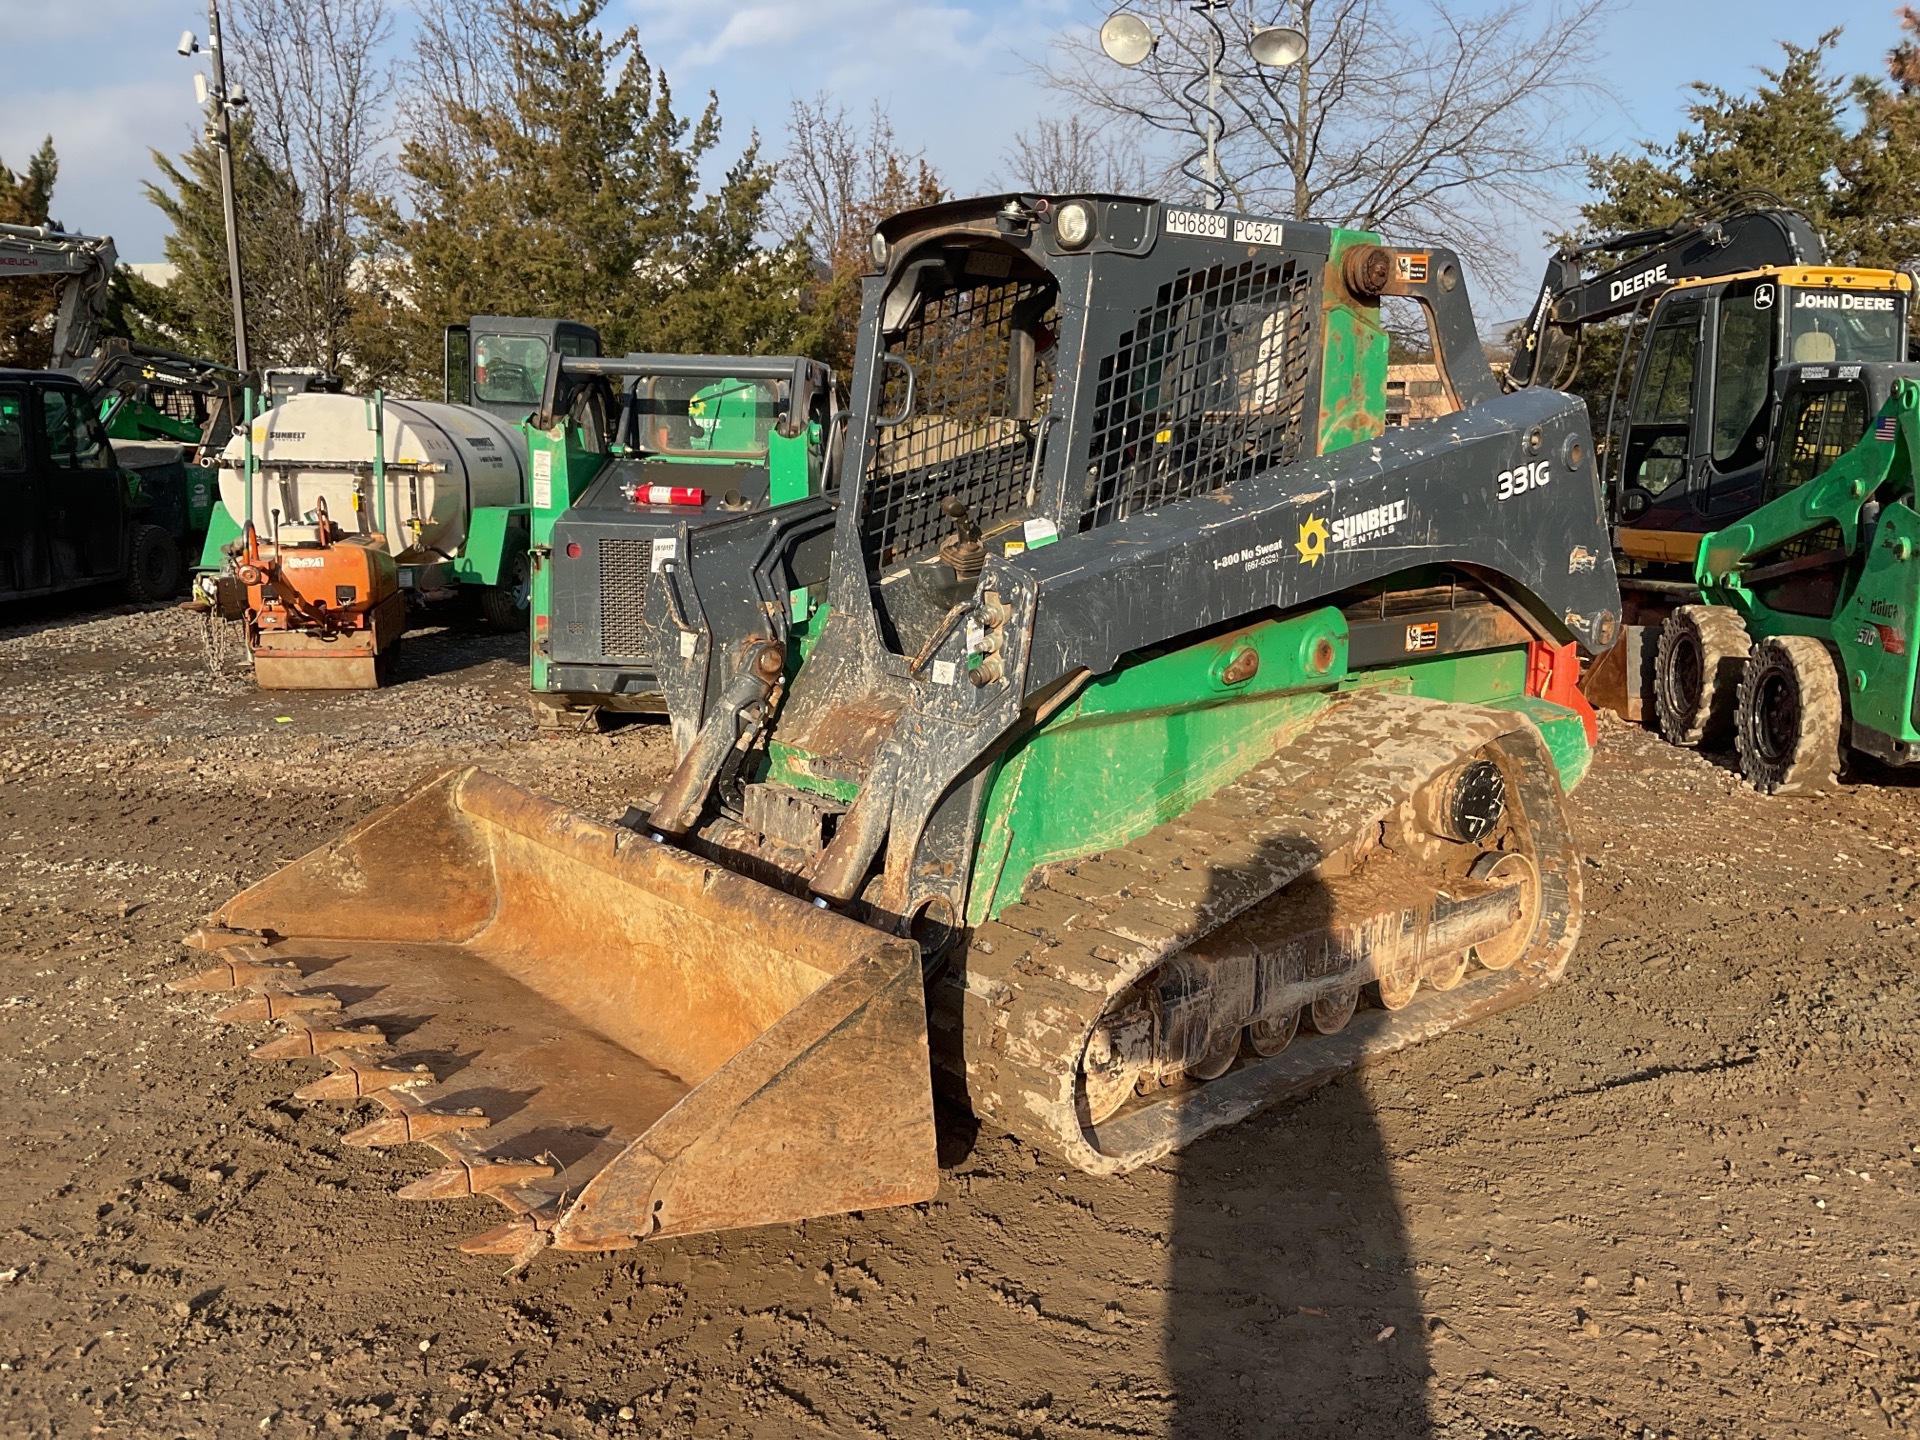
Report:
1,601,1916,1438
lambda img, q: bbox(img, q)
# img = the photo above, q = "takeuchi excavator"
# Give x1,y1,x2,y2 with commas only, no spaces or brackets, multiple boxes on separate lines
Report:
0,221,117,370
1506,196,1913,715
172,193,1620,1265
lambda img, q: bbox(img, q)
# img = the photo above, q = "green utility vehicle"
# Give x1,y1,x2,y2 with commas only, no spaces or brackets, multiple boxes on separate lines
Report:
525,353,838,727
0,368,193,602
75,339,240,556
1654,364,1920,790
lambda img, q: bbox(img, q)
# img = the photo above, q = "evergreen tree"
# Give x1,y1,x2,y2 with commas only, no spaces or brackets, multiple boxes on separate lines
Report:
378,0,809,392
141,116,307,371
0,138,63,367
1578,34,1853,240
1835,8,1920,270
1559,26,1920,419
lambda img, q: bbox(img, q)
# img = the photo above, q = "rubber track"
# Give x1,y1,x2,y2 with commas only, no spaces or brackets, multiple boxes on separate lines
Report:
929,689,1575,1176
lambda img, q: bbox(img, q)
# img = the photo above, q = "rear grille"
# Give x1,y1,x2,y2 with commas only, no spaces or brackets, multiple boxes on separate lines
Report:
598,539,653,660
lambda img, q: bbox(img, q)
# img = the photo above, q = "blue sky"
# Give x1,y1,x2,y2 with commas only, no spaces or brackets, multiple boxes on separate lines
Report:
0,0,1901,312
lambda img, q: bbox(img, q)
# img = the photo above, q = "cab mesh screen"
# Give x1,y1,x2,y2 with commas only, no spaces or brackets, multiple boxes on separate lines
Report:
862,275,1056,572
1080,258,1315,531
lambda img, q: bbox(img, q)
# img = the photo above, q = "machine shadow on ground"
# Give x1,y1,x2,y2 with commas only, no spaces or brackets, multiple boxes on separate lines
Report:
1163,864,1435,1438
940,838,1435,1435
0,592,167,645
383,618,527,683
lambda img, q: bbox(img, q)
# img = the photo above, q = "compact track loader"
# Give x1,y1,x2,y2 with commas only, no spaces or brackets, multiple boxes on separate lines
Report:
525,353,838,729
176,195,1621,1262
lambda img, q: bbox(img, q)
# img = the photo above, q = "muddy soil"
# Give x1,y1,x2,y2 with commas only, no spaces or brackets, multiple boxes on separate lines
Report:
0,601,1914,1440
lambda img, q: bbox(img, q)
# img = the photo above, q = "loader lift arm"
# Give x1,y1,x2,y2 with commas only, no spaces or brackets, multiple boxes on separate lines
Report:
1507,198,1825,392
0,222,119,369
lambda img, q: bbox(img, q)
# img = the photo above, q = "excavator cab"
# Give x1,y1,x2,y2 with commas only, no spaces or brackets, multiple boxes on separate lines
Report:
1612,269,1912,567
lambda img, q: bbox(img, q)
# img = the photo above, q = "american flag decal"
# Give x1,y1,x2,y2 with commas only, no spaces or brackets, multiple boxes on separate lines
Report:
1876,414,1900,442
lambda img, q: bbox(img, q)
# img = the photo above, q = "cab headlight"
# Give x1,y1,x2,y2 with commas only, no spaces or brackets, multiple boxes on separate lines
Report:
1054,200,1095,250
869,231,890,268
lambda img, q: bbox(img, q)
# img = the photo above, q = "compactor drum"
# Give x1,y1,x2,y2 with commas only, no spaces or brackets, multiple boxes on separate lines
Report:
179,194,1621,1259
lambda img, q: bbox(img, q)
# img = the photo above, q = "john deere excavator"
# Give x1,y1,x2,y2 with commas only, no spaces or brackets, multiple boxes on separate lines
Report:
173,194,1620,1262
1506,196,1913,717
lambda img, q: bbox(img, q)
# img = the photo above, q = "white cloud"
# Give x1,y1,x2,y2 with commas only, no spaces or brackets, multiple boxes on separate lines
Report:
0,1,210,256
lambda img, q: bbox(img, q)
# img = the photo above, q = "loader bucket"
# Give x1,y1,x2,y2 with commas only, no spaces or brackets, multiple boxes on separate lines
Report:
183,768,938,1256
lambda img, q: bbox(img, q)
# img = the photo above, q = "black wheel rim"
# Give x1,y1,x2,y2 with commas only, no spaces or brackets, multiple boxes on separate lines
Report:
1755,668,1798,765
1668,633,1702,716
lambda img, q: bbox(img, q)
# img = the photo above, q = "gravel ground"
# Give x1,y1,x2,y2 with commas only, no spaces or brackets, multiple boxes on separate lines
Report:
0,600,1914,1440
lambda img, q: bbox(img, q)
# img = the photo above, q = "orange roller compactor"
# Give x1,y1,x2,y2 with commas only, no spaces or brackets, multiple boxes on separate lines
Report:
207,391,405,688
217,499,403,689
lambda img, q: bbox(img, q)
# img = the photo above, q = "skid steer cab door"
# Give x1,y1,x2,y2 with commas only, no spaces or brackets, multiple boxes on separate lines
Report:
1615,272,1912,572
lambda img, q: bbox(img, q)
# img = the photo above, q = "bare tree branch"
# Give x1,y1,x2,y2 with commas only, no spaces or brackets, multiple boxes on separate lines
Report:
997,115,1151,194
227,0,395,374
1036,0,1613,274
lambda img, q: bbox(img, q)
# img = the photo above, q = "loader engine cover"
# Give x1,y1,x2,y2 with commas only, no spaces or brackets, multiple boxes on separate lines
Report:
261,537,398,622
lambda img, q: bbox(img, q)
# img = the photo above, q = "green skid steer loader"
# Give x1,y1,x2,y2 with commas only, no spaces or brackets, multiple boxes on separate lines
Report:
524,354,838,730
1653,365,1920,791
172,194,1621,1263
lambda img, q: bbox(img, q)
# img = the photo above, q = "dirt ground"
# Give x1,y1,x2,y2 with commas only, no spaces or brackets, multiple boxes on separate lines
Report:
1,599,1915,1440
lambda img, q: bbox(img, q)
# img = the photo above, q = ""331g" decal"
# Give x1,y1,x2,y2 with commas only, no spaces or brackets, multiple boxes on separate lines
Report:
1497,460,1552,501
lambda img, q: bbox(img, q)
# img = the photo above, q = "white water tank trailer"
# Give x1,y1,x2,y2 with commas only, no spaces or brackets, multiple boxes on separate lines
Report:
219,393,528,561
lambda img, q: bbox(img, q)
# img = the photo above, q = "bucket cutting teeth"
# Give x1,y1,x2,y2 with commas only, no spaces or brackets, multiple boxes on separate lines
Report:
293,1064,432,1101
342,1109,491,1147
182,925,276,952
251,1024,387,1059
397,1159,555,1201
213,993,343,1023
457,1217,553,1257
169,957,302,993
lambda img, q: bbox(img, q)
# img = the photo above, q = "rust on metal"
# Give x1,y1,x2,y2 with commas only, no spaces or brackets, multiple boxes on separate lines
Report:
342,1109,491,1147
457,1217,552,1257
213,993,342,1023
181,766,940,1254
250,1024,388,1060
292,1064,432,1101
396,1159,556,1201
180,926,276,953
168,957,298,992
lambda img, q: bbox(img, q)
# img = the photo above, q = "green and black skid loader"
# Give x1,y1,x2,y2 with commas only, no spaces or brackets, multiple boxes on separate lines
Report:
524,353,838,730
1652,365,1920,792
172,193,1621,1262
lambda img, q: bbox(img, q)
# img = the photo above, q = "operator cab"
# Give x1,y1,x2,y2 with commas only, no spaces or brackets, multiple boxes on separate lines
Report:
0,369,164,601
1613,267,1911,568
444,316,602,423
